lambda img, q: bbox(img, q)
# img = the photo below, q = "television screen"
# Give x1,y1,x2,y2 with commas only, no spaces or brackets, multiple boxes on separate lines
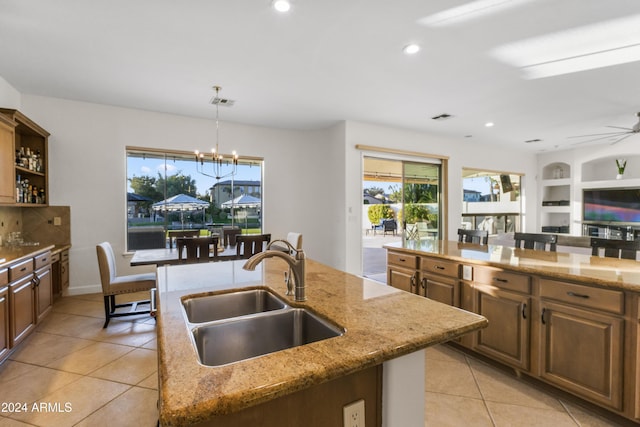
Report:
583,188,640,223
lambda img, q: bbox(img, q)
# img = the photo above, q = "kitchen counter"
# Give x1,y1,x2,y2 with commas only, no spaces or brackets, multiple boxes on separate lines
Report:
156,258,487,426
0,244,64,268
385,239,640,292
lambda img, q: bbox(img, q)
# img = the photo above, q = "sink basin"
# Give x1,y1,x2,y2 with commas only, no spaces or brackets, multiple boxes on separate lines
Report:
192,308,344,366
182,289,288,323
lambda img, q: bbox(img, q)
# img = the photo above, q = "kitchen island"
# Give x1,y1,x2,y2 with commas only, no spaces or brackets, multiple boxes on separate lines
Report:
155,257,487,427
385,239,640,424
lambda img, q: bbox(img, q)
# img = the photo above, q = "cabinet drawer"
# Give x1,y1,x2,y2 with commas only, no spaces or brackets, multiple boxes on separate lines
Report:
472,266,530,294
50,252,60,263
34,251,52,270
9,259,33,281
61,250,69,261
539,279,624,315
0,268,7,286
387,251,418,269
421,257,459,278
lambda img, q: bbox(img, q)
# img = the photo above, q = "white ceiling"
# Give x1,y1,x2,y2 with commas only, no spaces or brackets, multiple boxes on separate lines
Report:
1,0,640,152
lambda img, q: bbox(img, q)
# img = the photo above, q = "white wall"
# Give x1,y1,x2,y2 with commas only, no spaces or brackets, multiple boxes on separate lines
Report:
343,121,538,274
0,76,20,109
0,84,537,292
19,95,345,294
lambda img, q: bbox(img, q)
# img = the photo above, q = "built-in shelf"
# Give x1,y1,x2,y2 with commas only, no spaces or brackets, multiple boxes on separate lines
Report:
540,162,572,234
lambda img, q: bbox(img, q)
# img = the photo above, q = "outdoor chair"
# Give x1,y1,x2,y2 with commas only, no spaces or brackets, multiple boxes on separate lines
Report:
176,236,219,263
236,234,272,259
96,242,156,328
382,219,397,236
458,229,489,244
591,238,640,260
514,232,557,252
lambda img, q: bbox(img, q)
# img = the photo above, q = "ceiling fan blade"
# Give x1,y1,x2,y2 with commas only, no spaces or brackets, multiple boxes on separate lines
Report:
567,131,629,139
610,133,635,145
571,133,630,145
605,125,634,131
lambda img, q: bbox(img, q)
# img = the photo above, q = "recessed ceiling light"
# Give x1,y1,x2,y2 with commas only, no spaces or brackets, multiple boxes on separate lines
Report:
485,122,494,127
273,0,291,12
403,44,421,55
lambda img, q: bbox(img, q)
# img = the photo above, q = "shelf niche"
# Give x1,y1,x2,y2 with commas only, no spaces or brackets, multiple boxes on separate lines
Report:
582,155,639,182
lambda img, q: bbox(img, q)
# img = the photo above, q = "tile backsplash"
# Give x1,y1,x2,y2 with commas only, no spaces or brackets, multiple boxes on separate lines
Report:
0,205,70,247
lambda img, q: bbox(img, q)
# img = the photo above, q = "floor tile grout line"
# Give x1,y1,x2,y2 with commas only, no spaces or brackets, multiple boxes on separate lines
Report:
69,384,135,427
558,399,586,427
465,353,498,427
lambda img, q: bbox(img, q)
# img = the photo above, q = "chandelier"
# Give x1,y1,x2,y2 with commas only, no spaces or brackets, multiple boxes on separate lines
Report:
195,85,238,180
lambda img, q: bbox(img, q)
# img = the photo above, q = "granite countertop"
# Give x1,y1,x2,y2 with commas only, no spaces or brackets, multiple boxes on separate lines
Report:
156,258,487,426
0,244,60,269
385,240,640,292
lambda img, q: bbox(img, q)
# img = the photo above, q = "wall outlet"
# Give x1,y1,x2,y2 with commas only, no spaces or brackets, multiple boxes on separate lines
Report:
343,399,365,427
462,265,473,281
53,217,62,226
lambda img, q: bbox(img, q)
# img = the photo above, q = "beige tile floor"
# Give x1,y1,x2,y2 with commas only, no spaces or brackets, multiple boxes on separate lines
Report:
0,293,628,427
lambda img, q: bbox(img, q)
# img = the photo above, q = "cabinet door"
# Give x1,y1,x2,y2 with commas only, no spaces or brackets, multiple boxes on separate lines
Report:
35,266,52,322
387,265,418,294
61,251,70,290
0,286,9,360
9,275,36,347
421,273,459,307
471,285,530,370
540,301,623,410
0,119,15,204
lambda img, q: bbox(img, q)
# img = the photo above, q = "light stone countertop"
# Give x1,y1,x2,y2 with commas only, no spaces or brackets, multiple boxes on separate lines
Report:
385,240,640,292
156,258,487,426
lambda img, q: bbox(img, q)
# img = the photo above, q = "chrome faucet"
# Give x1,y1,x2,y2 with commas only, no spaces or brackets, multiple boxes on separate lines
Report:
242,240,306,302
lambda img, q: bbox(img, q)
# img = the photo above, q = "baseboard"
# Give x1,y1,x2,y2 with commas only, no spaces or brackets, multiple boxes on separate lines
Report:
65,283,101,296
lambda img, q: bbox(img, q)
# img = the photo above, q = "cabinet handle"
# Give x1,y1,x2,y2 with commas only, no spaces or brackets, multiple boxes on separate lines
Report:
33,274,40,287
541,308,547,325
567,291,590,299
410,274,417,291
20,267,27,272
420,277,426,289
435,266,445,270
494,278,508,283
522,303,527,319
398,258,406,262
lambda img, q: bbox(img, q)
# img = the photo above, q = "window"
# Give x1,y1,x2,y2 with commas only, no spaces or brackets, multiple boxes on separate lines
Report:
461,168,522,235
126,147,263,251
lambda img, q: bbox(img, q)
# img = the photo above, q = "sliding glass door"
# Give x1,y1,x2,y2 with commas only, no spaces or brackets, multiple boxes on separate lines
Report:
402,162,441,240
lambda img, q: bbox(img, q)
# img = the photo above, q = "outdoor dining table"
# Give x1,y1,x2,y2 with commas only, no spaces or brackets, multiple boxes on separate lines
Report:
129,246,238,266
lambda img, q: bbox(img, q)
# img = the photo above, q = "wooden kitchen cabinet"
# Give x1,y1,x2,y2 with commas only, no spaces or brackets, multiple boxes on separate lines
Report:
0,109,50,206
463,265,531,371
420,257,460,306
387,251,419,294
0,269,9,360
9,274,36,348
0,114,17,204
539,279,624,410
34,251,53,323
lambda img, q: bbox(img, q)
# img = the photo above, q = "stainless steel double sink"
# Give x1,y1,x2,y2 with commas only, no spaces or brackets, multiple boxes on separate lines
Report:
182,288,344,366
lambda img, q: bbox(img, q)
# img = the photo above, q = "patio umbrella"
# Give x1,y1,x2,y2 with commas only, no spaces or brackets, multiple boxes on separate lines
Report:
152,194,209,228
221,194,261,228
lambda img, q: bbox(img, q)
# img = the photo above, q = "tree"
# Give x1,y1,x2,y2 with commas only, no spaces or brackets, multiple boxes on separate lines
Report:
364,187,385,197
129,175,162,211
155,172,197,198
368,204,394,225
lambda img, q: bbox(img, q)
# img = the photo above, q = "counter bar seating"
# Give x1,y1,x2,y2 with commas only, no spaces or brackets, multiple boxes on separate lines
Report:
590,237,640,260
236,234,272,259
457,228,489,244
96,242,156,328
514,232,557,252
176,236,219,263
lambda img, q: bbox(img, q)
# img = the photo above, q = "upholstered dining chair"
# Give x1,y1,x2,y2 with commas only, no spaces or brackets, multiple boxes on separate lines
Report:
270,232,303,254
236,234,272,259
457,228,489,244
590,237,640,260
176,236,219,263
514,232,557,252
96,242,156,328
